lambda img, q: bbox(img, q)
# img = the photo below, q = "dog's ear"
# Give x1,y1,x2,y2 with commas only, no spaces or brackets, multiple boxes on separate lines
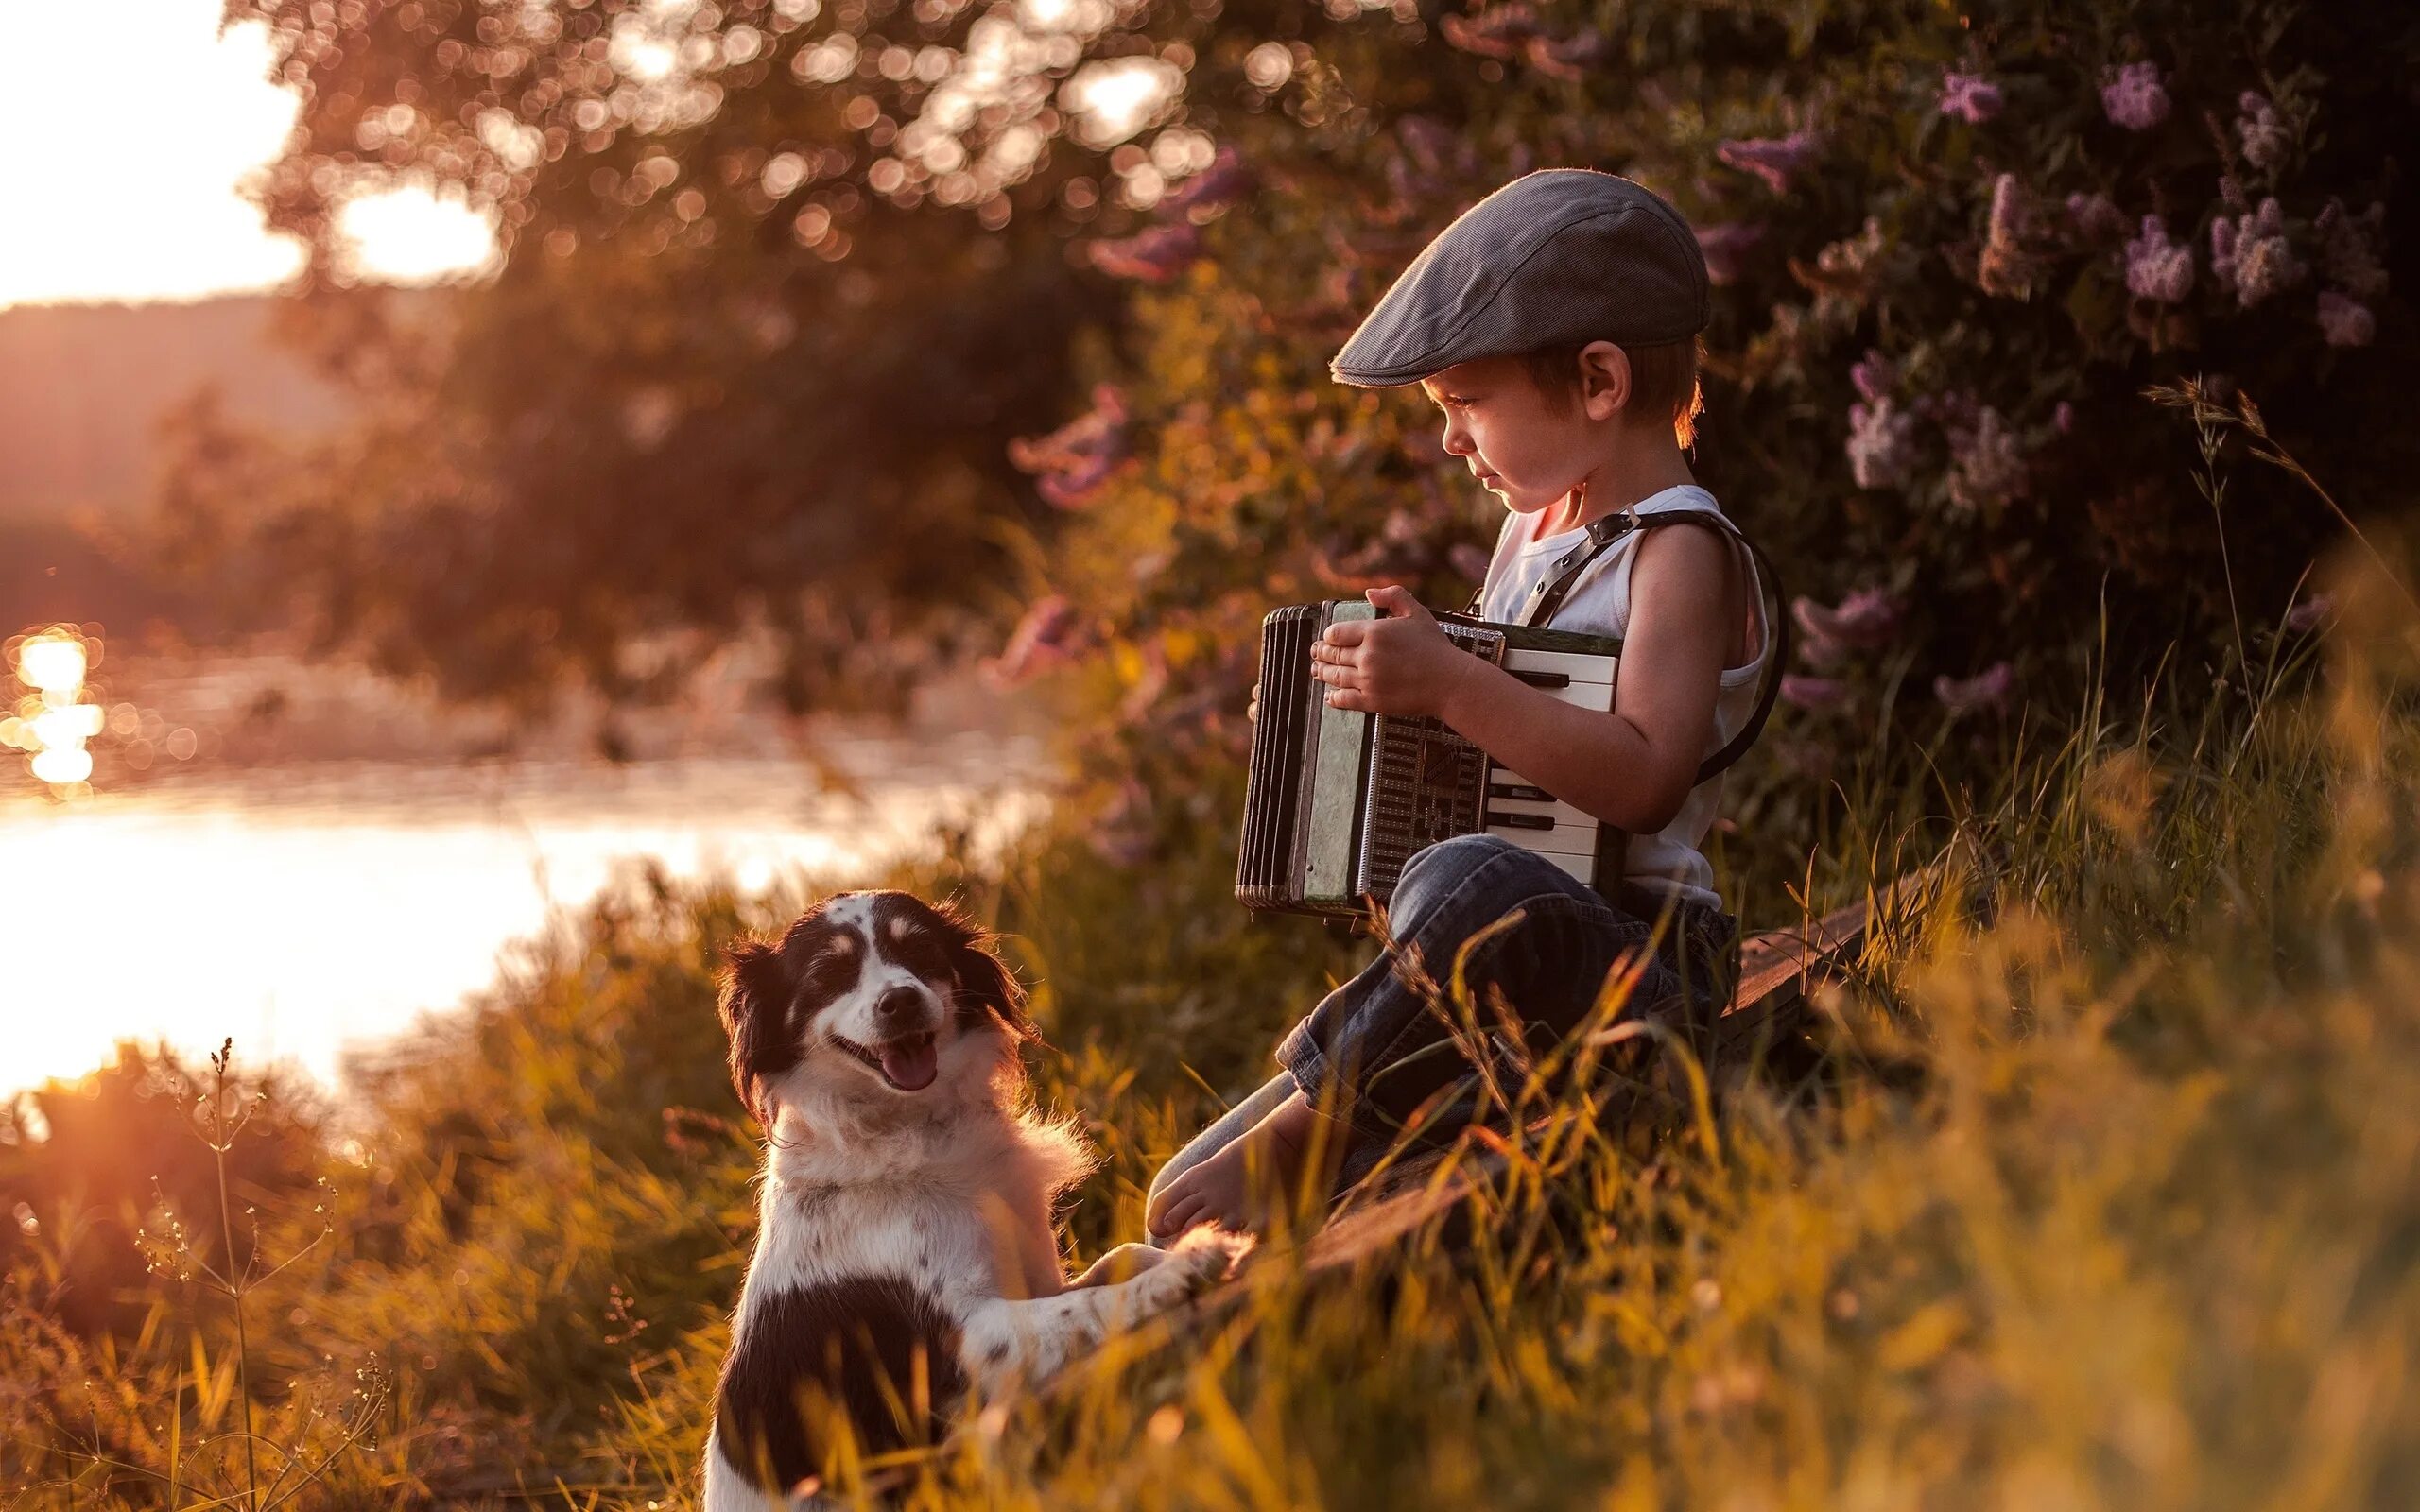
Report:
718,937,798,1125
930,902,1037,1043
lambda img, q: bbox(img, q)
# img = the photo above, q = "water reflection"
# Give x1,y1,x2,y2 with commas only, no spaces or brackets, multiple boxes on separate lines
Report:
2,626,197,796
5,626,102,790
1,743,1046,1101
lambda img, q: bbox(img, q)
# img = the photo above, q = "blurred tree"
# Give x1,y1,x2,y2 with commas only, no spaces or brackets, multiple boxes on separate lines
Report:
171,0,1435,713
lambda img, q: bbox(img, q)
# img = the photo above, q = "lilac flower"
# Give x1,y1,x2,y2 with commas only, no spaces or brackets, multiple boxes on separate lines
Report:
1794,590,1900,652
1947,405,2027,512
1006,382,1130,508
1850,349,1896,403
2100,61,2169,131
1159,146,1254,215
1938,70,2003,124
1084,221,1201,283
1716,130,1823,194
1525,28,1610,83
2124,215,2195,303
2210,198,2303,308
1438,3,1540,60
2318,291,2376,348
1696,222,1765,285
1846,396,1917,490
2066,191,2125,245
1796,626,1846,671
1448,542,1494,581
985,594,1078,688
1934,662,2014,714
2284,593,2334,633
1780,675,1849,713
2236,92,2289,172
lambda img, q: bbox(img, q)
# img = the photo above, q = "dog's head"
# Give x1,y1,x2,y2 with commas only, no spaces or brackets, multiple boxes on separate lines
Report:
717,890,1036,1130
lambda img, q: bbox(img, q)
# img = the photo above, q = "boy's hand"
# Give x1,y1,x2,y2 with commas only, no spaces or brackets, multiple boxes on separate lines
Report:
1310,585,1474,719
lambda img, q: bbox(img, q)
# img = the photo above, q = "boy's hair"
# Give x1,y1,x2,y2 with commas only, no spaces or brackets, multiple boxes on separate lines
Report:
1519,336,1705,449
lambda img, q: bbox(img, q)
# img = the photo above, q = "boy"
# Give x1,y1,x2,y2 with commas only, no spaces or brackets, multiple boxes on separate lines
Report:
1146,168,1780,1241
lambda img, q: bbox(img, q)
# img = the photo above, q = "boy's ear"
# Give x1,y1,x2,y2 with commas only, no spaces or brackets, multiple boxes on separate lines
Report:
930,901,1037,1042
719,938,799,1125
1578,340,1632,420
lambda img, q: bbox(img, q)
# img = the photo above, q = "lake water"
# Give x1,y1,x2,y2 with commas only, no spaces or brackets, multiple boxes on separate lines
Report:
0,736,1048,1100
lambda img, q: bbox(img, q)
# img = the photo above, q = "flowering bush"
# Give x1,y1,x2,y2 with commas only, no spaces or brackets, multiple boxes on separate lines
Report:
976,0,2413,891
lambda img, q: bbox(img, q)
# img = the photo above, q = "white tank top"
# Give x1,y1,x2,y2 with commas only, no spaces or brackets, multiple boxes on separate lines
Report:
1473,484,1773,912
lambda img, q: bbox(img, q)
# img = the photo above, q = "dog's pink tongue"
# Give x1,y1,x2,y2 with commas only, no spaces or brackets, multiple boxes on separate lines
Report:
879,1037,938,1091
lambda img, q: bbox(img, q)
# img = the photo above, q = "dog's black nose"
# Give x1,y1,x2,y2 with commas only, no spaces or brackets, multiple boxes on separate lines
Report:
874,987,924,1023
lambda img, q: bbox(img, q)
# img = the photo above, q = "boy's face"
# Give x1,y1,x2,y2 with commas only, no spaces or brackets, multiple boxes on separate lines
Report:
1418,354,1603,518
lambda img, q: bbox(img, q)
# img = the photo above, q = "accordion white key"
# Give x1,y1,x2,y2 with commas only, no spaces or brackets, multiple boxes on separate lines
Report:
1235,601,1627,917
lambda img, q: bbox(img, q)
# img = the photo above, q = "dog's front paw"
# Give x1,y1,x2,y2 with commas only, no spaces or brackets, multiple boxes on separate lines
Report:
1160,1224,1254,1297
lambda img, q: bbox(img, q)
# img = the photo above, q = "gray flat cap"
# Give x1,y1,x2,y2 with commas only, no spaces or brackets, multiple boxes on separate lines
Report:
1330,168,1710,388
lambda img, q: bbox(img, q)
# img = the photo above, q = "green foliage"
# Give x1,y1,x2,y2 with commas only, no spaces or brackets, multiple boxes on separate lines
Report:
12,547,2420,1504
1009,0,2415,883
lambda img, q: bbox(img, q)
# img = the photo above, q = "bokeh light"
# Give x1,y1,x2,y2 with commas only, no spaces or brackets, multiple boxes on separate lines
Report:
8,626,105,796
0,0,498,309
334,181,503,284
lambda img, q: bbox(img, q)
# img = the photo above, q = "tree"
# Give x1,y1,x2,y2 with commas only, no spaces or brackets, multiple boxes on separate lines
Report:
172,0,1428,713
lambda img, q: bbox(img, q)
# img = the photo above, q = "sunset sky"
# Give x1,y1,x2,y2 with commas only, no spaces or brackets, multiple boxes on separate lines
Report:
0,0,495,310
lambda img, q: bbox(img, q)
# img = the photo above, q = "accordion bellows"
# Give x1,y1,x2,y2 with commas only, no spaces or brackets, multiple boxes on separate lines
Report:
1236,601,1626,917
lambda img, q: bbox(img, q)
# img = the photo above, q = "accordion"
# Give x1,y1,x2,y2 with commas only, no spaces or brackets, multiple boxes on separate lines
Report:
1236,601,1626,917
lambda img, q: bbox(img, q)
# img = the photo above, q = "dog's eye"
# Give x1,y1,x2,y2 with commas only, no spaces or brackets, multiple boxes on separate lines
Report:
800,947,863,997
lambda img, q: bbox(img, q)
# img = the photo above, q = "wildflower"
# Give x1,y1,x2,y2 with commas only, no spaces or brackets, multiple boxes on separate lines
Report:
1793,589,1899,651
1850,350,1895,403
1159,146,1255,215
2317,291,2376,348
2053,401,2074,434
1780,675,1848,712
2284,593,2334,633
1695,221,1764,285
2210,198,2303,308
2235,91,2289,172
1977,173,2034,296
1438,2,1540,60
983,595,1078,689
1716,129,1823,194
1083,221,1201,283
1934,661,2014,713
2124,215,2195,303
1946,404,2028,512
1448,541,1494,581
1845,396,1916,490
2100,61,2169,130
1937,70,2003,124
2065,191,2126,245
1006,383,1130,507
1525,28,1610,83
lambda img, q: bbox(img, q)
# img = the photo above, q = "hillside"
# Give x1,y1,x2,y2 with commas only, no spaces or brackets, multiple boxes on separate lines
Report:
0,290,437,524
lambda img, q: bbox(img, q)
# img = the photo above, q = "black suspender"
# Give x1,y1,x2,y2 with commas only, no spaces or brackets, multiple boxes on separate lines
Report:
1460,507,1792,785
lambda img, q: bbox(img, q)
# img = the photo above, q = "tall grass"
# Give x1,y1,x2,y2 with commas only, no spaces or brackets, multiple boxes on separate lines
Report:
11,558,2420,1505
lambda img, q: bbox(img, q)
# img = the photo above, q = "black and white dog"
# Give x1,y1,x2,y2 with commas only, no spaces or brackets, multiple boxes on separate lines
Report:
702,889,1247,1507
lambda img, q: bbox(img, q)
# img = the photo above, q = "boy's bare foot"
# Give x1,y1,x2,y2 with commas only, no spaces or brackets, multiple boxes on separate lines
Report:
1147,1090,1326,1241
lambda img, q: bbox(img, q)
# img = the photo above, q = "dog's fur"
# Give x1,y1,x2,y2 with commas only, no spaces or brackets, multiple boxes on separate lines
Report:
701,889,1246,1508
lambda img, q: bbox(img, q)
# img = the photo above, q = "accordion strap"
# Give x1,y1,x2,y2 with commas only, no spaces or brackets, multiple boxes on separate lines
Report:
1485,506,1791,785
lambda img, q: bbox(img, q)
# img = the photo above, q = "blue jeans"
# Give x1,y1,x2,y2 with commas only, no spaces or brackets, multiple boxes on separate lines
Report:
1147,835,1739,1234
